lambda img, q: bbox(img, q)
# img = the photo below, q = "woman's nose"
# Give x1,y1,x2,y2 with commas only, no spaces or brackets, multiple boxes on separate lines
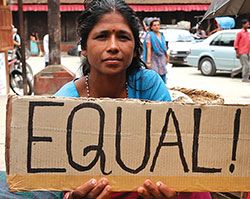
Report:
107,36,119,53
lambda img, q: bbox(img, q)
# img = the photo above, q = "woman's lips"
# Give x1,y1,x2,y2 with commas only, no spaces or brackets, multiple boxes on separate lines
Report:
103,58,122,64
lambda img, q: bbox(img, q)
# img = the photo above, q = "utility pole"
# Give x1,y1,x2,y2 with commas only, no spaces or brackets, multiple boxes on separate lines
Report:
17,0,27,95
48,0,61,65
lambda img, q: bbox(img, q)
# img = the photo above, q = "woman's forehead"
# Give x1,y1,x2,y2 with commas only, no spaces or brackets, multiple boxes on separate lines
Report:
95,12,130,28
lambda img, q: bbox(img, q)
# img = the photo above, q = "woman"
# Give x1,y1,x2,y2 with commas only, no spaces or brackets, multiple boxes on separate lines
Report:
143,18,168,83
56,0,211,199
29,32,40,56
57,0,172,198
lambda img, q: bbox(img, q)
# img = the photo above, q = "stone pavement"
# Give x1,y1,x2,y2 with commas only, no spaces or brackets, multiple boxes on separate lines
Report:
1,55,250,173
0,95,6,171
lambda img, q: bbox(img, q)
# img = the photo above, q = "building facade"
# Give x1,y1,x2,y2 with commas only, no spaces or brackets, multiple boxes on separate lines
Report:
8,0,211,48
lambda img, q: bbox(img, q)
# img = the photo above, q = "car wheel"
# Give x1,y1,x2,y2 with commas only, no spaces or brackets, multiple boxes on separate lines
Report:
199,57,216,76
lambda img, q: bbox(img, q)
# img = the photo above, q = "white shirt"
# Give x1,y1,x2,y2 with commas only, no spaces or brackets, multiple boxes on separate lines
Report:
43,34,49,62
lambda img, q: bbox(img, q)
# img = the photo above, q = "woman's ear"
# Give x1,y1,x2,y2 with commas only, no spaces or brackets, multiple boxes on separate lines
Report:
133,50,137,58
81,49,87,57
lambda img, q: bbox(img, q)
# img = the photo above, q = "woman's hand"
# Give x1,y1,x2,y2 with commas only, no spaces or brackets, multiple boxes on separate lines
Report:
146,62,152,69
137,179,177,199
67,178,111,199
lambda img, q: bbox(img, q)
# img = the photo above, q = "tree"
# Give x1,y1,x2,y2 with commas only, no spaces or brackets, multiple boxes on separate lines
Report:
48,0,61,65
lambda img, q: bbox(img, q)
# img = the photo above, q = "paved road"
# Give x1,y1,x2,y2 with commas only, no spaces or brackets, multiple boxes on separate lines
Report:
0,96,6,171
1,55,250,171
27,54,250,104
167,65,250,104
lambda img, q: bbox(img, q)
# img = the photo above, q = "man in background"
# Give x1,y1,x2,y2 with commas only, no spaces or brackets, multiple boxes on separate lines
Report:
12,27,21,60
43,34,49,67
234,19,250,82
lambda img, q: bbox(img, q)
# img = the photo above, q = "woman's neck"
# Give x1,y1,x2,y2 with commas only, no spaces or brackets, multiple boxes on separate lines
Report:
153,31,161,38
87,72,127,98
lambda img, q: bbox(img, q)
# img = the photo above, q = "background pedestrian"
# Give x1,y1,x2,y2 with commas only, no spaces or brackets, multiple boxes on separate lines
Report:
234,19,250,82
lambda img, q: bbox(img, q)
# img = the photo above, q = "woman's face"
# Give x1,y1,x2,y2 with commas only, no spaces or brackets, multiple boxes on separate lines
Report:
151,21,160,33
82,12,135,76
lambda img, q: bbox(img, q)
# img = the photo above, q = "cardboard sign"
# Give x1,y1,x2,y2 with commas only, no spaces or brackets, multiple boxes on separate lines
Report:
6,96,250,192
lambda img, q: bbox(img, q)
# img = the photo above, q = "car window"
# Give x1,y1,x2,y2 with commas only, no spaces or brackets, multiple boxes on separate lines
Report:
210,34,222,46
161,29,194,42
210,33,236,47
220,33,236,47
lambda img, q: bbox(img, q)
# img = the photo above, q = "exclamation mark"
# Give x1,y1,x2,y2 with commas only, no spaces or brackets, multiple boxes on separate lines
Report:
229,109,241,173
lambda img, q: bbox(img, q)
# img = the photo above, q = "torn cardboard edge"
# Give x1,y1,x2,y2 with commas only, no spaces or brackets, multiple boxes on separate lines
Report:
5,95,250,192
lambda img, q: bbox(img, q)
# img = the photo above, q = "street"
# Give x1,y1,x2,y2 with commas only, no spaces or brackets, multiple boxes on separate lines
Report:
0,54,250,171
2,51,250,199
27,54,250,104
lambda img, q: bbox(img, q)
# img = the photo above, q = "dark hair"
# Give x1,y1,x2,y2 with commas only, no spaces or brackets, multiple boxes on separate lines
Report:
241,18,249,25
77,0,145,76
149,18,160,31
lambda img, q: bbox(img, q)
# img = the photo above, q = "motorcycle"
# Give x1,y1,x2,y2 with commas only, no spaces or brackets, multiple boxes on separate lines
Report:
8,49,34,95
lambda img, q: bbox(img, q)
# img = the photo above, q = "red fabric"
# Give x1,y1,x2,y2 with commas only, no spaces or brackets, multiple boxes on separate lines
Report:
111,192,138,198
234,29,250,55
130,4,209,12
9,4,209,12
248,192,250,199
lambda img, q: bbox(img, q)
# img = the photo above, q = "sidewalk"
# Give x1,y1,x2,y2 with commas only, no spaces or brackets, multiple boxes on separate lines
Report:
0,96,6,171
1,55,250,172
27,53,81,76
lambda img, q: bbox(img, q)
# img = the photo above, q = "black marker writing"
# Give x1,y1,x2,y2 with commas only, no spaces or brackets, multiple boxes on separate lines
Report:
116,107,151,174
27,101,66,173
67,103,111,175
150,108,189,173
229,109,241,173
192,108,222,173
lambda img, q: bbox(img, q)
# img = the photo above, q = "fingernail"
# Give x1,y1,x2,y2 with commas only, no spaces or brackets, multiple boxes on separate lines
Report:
101,179,108,186
106,185,111,192
145,180,150,187
89,179,97,186
156,181,162,187
137,187,144,194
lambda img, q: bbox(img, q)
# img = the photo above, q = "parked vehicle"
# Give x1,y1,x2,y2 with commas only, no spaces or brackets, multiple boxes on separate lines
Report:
8,50,33,95
186,29,241,76
160,28,195,65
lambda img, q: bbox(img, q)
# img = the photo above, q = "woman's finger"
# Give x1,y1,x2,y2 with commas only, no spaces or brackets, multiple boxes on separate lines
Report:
143,179,161,198
96,185,112,199
86,178,109,199
137,186,151,199
70,178,97,199
156,181,177,199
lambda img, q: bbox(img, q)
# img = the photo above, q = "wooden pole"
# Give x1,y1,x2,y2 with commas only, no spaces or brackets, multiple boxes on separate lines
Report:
17,0,27,95
0,0,6,6
48,0,61,65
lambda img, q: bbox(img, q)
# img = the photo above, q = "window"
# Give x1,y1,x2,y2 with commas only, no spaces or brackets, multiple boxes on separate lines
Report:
210,33,236,47
210,34,222,46
220,33,236,47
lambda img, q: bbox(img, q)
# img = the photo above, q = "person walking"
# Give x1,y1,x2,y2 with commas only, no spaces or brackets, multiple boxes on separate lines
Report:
234,19,250,82
43,34,49,67
29,32,40,56
12,27,22,60
143,18,168,83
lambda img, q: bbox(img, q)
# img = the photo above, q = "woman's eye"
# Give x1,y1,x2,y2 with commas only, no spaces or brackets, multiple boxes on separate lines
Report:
119,35,130,41
95,34,107,40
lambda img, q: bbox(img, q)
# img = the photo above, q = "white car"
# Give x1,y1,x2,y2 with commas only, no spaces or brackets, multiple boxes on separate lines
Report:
161,29,195,65
187,29,241,76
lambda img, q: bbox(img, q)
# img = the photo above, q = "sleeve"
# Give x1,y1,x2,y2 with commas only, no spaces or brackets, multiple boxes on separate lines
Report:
17,35,21,44
43,35,49,53
234,32,241,49
145,33,151,44
54,81,80,97
149,72,172,102
142,70,172,102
